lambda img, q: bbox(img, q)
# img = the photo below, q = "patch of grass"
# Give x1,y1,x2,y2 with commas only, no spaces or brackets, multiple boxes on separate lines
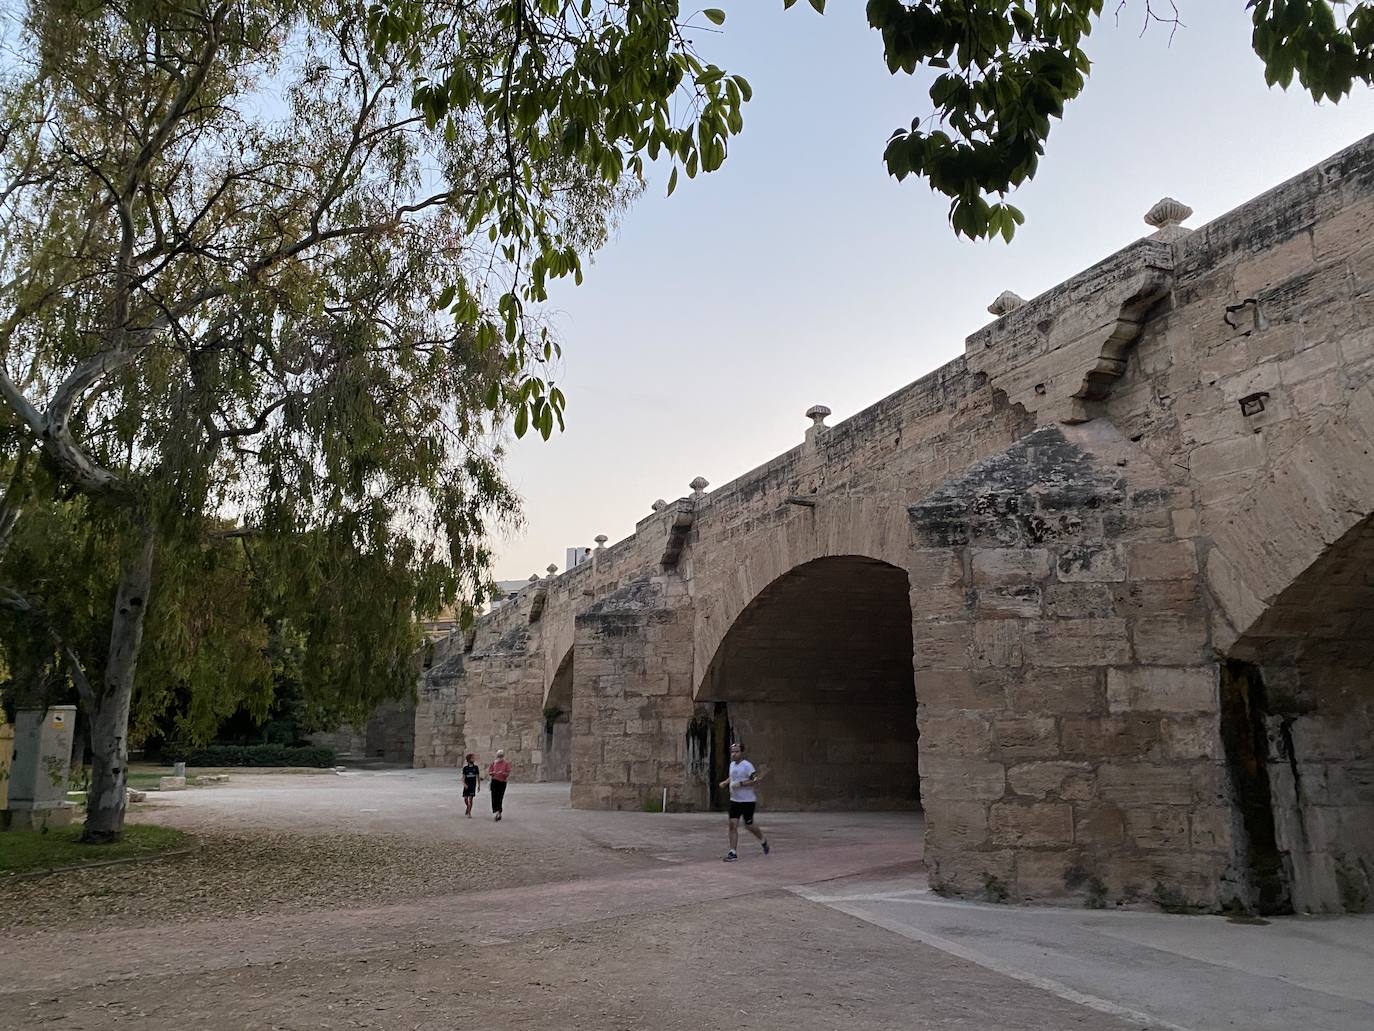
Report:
0,823,187,874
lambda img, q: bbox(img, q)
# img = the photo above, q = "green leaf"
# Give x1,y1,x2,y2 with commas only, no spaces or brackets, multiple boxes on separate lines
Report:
703,8,726,25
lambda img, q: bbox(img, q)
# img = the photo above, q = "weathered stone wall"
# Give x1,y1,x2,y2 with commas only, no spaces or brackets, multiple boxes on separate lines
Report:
414,134,1374,912
459,623,545,781
570,577,701,811
413,634,467,769
909,422,1227,908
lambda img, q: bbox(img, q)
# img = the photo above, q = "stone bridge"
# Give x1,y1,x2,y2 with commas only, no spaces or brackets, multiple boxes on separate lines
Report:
413,136,1374,915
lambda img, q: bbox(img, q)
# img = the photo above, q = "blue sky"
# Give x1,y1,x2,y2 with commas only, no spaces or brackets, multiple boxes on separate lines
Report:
493,2,1374,580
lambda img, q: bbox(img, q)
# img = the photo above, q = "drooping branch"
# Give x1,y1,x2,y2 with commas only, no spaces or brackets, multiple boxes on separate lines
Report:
0,585,96,708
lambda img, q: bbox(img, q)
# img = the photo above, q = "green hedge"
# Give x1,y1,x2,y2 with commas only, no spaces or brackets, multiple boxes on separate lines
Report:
182,744,336,768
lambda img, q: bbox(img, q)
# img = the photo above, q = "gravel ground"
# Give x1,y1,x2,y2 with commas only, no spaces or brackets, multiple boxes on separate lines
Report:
10,892,1137,1031
0,828,612,933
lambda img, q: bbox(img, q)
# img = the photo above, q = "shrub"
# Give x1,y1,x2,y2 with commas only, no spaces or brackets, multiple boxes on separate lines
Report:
182,743,336,768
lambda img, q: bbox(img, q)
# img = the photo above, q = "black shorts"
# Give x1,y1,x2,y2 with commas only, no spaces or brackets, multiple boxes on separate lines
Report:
462,782,477,798
728,801,756,824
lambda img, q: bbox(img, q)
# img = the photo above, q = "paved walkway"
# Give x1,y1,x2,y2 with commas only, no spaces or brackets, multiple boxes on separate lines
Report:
798,872,1374,1031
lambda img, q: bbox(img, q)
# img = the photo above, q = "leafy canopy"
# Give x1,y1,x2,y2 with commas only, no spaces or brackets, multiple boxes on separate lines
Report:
853,1,1374,239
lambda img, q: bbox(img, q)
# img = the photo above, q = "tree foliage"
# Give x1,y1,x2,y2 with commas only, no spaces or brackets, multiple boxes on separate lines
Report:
851,1,1374,239
1,0,755,840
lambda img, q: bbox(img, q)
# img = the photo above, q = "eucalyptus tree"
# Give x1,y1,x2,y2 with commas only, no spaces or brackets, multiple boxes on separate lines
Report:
0,0,749,841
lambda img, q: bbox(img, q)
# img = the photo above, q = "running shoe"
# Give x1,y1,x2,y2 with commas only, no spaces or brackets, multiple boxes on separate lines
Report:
723,851,738,862
762,840,770,856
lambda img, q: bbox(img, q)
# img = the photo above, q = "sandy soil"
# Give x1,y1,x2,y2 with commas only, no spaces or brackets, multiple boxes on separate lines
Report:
0,770,1138,1031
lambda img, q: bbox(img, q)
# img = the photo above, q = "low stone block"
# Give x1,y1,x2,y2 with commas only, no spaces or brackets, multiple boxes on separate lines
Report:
925,801,990,850
159,776,186,791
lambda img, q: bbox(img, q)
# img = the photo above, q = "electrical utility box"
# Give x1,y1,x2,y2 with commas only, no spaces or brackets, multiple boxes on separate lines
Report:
1,706,77,831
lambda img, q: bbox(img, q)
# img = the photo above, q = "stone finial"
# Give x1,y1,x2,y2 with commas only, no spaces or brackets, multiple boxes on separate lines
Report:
651,499,668,512
805,404,832,428
528,573,539,582
1144,197,1193,240
689,476,709,498
987,290,1026,316
546,563,558,576
594,534,608,548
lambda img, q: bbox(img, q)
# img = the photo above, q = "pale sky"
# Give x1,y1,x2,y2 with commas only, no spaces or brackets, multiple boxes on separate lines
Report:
492,2,1374,581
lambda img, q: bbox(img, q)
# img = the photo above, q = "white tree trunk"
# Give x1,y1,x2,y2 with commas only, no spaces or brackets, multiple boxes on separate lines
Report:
81,527,156,844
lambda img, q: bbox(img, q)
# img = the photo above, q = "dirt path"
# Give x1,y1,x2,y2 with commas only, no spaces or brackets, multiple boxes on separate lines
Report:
0,770,1187,1030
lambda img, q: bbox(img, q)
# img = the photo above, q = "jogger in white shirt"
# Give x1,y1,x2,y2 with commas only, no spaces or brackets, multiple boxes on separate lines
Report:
718,741,770,862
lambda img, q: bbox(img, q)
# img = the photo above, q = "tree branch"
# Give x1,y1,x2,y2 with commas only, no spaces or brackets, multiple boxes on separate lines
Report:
0,585,96,709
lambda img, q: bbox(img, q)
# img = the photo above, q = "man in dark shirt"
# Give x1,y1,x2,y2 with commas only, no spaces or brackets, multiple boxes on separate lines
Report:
461,753,481,817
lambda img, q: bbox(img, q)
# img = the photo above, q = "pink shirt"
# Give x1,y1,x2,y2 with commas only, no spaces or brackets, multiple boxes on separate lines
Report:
489,759,512,783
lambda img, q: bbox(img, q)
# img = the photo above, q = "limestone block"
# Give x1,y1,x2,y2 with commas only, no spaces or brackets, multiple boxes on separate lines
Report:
1074,804,1126,848
1055,545,1126,583
1006,761,1095,801
1023,619,1131,667
1060,715,1160,759
1126,541,1199,582
919,715,991,756
926,801,991,850
1043,582,1116,619
1107,667,1217,713
159,776,186,791
1124,805,1191,849
973,621,1023,668
972,549,1051,584
1097,763,1194,806
927,849,1016,899
1189,805,1235,851
908,548,964,587
1014,850,1084,898
991,717,1060,760
914,621,974,668
916,668,1007,711
919,756,1006,801
1007,669,1104,714
976,585,1043,619
1157,717,1222,760
990,801,1074,846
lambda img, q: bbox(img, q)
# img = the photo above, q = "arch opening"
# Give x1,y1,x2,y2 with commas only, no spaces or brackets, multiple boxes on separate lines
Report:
541,648,573,782
697,556,920,811
1224,513,1374,913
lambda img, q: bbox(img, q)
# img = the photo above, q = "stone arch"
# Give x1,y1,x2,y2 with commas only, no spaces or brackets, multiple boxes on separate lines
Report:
1204,383,1374,653
539,647,574,782
1218,512,1374,913
695,554,920,810
540,611,576,706
692,496,911,695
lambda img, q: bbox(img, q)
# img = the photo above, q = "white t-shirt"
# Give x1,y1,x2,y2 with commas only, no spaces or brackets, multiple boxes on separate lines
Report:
729,760,757,803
